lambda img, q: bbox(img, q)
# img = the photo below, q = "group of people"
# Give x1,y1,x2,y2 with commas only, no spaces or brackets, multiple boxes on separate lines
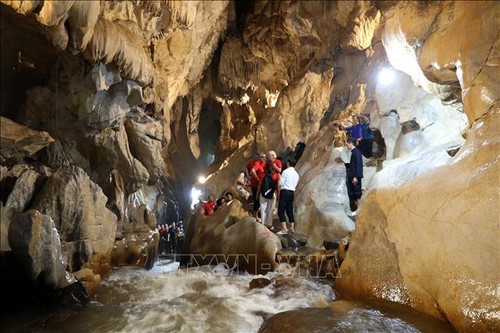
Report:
157,222,184,255
245,150,299,235
192,150,300,235
198,191,235,216
192,117,370,234
344,115,374,158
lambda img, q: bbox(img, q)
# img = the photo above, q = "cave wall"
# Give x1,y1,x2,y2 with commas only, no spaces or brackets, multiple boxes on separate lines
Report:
0,0,231,301
0,1,498,331
335,3,499,333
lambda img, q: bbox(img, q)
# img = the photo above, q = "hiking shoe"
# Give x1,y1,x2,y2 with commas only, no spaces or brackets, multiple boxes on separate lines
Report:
276,230,288,235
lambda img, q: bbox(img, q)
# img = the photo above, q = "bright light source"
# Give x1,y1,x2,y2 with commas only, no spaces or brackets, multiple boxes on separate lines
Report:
378,67,396,85
198,175,206,184
191,187,202,209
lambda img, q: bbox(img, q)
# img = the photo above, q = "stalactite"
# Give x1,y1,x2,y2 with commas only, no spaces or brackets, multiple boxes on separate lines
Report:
167,0,196,31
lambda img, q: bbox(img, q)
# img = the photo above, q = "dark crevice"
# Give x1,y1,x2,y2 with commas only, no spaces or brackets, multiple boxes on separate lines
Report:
1,3,59,119
0,176,17,204
234,0,254,34
198,98,222,167
32,0,44,15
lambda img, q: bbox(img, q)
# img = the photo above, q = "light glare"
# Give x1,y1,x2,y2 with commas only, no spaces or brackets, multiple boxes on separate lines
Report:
378,68,396,85
191,188,202,209
198,175,206,184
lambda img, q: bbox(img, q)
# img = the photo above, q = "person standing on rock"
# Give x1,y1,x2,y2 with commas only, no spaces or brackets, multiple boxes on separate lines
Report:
267,150,282,174
359,115,374,158
276,158,299,235
235,171,250,201
344,116,363,145
345,138,363,215
249,153,267,220
258,163,280,229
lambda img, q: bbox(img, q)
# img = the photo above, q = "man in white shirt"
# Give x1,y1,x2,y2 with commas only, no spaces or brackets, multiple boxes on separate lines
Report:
276,158,299,234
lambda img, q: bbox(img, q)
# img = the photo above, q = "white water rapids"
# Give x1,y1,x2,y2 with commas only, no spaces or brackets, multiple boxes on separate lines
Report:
2,258,456,333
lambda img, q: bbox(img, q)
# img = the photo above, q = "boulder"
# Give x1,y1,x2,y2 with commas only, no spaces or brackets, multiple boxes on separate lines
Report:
112,229,159,270
32,165,117,275
0,116,54,164
182,200,282,274
258,300,456,333
8,209,73,289
249,277,272,290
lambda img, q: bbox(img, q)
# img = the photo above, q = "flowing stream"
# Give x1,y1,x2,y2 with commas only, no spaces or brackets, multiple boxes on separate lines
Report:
1,258,456,333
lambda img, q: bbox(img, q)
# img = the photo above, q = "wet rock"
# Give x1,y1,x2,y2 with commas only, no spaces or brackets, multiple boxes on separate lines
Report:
259,300,457,333
307,249,340,279
51,281,89,308
249,277,272,290
293,232,309,246
278,233,302,249
222,218,282,274
8,209,71,289
73,268,101,298
323,240,340,250
446,144,462,157
32,165,117,274
112,229,159,270
275,247,342,279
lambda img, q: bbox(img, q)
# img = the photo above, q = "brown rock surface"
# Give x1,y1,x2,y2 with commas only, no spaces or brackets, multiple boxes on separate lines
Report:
334,3,499,332
182,200,281,274
8,209,74,289
32,165,117,274
0,116,54,163
336,113,500,332
0,1,498,330
259,300,457,333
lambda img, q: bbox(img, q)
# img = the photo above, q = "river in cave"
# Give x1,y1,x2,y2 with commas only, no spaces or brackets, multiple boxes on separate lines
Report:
1,258,457,333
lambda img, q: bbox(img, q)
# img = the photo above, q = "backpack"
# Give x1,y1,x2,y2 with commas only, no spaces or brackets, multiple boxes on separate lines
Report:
261,173,276,199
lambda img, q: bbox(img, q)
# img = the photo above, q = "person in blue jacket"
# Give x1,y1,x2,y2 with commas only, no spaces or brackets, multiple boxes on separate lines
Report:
345,138,363,215
344,116,363,145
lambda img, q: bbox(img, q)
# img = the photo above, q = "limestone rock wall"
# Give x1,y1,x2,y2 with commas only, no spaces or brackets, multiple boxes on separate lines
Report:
190,2,498,332
0,0,233,308
0,1,498,331
335,3,499,333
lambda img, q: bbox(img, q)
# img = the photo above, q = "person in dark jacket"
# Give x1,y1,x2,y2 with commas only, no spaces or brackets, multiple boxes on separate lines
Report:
345,138,363,215
344,116,363,145
359,115,374,158
168,222,177,253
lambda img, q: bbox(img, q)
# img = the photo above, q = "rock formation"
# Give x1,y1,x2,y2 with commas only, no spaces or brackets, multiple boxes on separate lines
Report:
182,200,282,275
0,1,498,331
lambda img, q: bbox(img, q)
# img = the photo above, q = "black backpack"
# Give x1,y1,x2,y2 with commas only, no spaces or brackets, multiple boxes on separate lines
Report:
261,173,275,199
